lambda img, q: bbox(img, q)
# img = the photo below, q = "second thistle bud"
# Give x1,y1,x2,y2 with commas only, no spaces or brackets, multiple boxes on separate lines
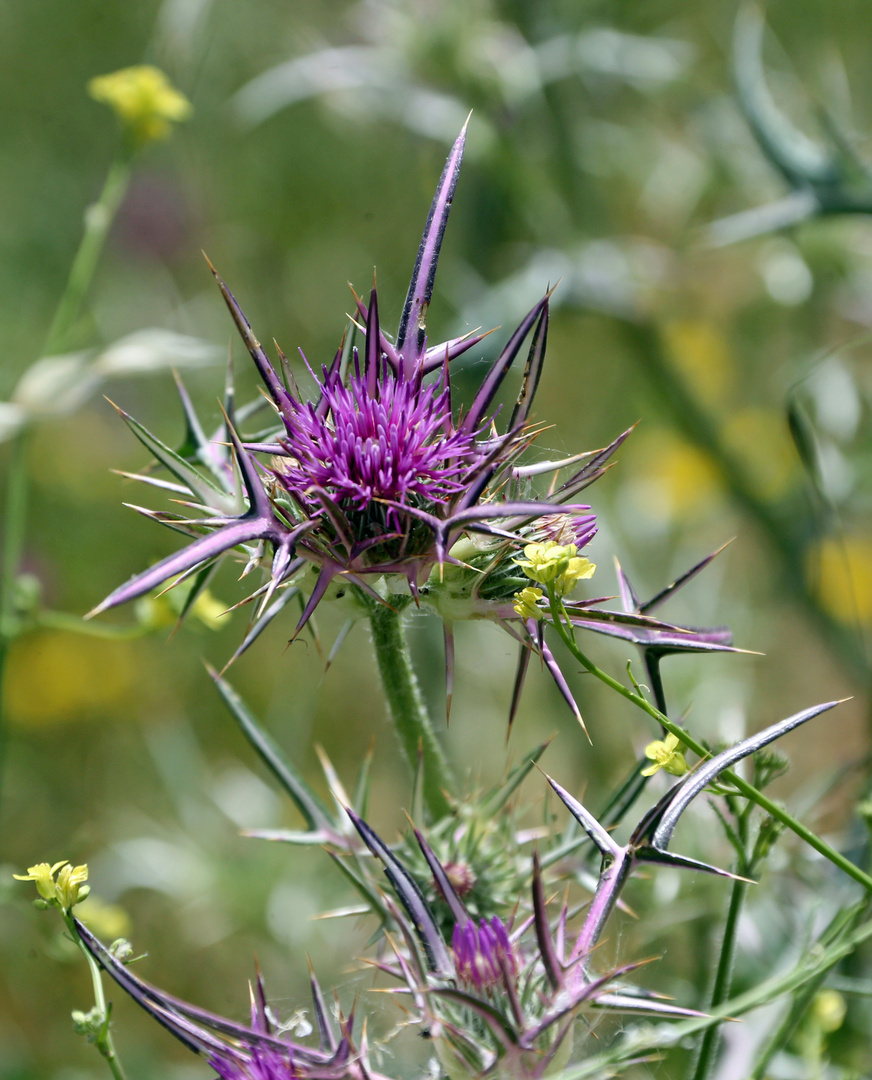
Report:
452,917,518,993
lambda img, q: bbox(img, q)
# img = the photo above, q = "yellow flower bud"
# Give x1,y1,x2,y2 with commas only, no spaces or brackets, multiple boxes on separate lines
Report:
88,66,192,146
513,586,544,620
812,988,846,1034
555,555,596,597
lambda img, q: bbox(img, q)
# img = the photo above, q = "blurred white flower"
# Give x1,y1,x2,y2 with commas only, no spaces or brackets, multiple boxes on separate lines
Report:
2,329,219,441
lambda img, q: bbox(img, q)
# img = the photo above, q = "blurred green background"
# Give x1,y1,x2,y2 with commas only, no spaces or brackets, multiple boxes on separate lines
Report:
3,1,872,1076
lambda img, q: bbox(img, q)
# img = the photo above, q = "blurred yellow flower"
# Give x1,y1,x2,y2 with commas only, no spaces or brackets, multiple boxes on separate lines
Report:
663,319,734,410
76,896,132,941
190,589,230,629
5,632,136,728
628,429,723,523
807,535,872,624
812,988,846,1033
88,66,192,145
135,586,228,632
721,407,800,501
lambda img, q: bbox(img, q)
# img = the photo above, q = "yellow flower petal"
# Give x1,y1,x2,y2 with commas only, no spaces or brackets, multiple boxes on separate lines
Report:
13,861,68,901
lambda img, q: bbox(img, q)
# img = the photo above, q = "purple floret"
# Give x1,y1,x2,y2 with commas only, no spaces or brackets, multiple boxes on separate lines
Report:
273,361,482,531
452,916,518,992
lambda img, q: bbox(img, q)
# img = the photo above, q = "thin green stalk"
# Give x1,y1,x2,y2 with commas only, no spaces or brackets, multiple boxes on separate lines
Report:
0,150,133,818
65,916,128,1080
44,155,132,356
546,594,872,892
368,600,454,819
0,430,29,808
0,433,27,641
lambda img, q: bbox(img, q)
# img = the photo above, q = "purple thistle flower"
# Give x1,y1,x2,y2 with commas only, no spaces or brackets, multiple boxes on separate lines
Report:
89,121,604,652
274,362,477,517
87,121,726,730
452,917,518,993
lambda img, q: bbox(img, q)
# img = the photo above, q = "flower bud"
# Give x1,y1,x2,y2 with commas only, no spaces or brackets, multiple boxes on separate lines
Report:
72,1006,105,1038
109,938,134,962
512,586,544,620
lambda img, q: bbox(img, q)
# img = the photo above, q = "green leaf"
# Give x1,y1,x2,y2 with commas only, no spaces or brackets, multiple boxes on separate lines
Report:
209,666,333,833
112,402,239,514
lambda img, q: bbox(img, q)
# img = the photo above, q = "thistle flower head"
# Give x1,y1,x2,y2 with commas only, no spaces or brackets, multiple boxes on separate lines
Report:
275,361,477,519
90,122,606,660
89,121,729,731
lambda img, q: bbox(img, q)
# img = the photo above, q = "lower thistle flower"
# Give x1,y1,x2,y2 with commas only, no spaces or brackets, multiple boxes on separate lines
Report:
74,920,387,1080
343,807,708,1079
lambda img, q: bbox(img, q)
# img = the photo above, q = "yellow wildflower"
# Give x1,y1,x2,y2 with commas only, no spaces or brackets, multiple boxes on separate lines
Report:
191,589,229,629
513,586,544,620
514,541,595,597
13,859,90,910
13,861,68,901
641,733,688,777
76,896,132,940
88,66,192,145
807,535,872,624
55,863,90,910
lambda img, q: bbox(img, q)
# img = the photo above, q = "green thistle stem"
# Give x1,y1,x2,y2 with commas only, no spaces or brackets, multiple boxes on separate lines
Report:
546,592,872,893
65,914,129,1080
368,600,454,819
689,875,750,1079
